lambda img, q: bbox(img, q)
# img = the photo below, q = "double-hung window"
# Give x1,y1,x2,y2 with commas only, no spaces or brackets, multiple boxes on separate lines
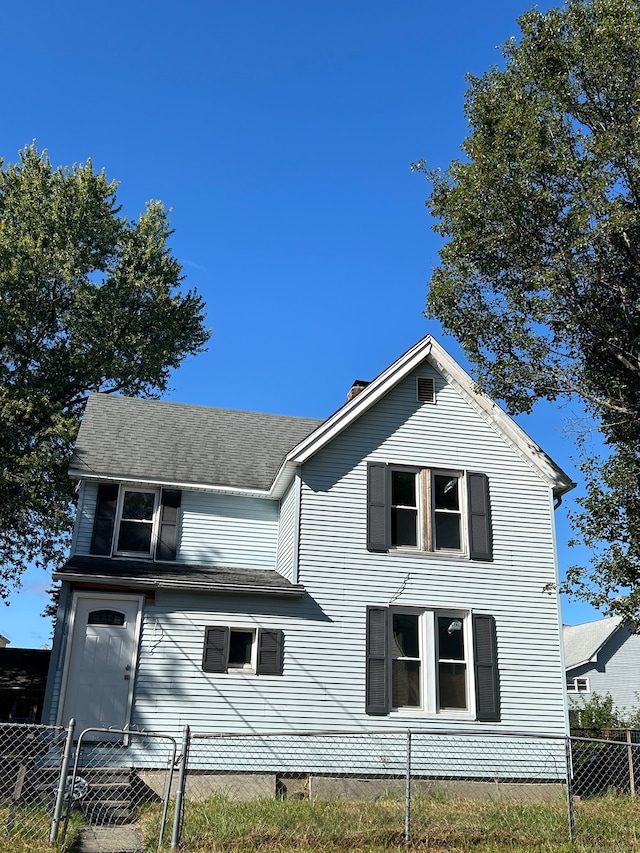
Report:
388,468,464,553
115,489,159,556
368,464,492,560
389,610,470,713
366,607,500,720
566,677,590,694
90,483,183,560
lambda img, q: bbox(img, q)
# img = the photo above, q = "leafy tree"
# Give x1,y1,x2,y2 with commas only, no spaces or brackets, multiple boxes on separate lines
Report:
570,692,623,730
415,0,640,619
0,145,209,596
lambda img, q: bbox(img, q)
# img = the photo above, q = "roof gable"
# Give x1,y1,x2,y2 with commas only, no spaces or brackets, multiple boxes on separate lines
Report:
278,336,574,498
563,615,625,671
69,336,574,498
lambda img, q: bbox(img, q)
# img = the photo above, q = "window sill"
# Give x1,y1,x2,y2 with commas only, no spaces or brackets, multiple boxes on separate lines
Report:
387,548,468,560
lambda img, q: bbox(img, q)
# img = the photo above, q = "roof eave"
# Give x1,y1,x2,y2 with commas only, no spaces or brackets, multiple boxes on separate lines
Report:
53,570,306,598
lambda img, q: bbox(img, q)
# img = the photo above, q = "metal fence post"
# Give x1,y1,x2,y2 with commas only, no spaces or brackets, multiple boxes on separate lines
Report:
404,729,412,846
565,736,575,842
49,718,76,843
171,725,190,851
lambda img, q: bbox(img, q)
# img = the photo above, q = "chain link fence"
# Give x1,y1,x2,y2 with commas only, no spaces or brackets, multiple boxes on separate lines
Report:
176,728,572,848
1,722,640,850
0,721,69,851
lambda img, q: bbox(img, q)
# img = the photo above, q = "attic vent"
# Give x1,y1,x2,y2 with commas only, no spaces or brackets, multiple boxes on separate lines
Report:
417,376,435,404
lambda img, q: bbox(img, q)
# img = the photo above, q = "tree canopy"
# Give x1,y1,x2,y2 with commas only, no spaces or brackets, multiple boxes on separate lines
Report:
416,0,640,619
0,145,209,596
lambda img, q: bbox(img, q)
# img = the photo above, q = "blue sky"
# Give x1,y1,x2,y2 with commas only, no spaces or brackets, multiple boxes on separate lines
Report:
1,0,602,647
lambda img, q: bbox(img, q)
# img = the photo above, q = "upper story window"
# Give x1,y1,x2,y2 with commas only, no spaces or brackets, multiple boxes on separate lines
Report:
115,489,159,556
368,464,492,561
90,483,182,561
567,677,590,694
388,468,465,554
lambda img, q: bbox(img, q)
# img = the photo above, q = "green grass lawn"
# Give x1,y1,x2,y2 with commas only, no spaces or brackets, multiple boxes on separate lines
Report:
141,794,640,852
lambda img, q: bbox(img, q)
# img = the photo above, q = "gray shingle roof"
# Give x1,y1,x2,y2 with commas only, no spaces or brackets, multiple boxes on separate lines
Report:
57,556,305,597
563,615,624,671
71,393,323,490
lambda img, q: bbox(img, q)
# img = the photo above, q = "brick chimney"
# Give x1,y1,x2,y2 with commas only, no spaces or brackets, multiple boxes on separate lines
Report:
347,379,370,402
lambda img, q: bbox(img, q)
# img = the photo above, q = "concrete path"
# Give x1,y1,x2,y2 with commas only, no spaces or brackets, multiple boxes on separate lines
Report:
73,823,143,853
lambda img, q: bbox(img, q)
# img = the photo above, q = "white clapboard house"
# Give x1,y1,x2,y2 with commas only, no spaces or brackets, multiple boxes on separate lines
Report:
43,337,574,772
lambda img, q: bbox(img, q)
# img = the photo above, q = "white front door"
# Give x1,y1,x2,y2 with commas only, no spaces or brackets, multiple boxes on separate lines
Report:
60,594,143,734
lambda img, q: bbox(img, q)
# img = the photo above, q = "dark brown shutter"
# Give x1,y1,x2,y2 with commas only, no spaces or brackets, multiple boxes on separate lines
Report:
367,463,389,551
156,489,182,561
256,629,284,675
366,606,390,715
473,614,500,722
467,473,492,561
202,627,229,672
90,483,119,555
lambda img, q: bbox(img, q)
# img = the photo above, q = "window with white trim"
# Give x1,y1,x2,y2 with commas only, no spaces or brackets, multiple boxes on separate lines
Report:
115,488,160,557
202,626,284,675
366,607,500,720
391,609,471,713
389,468,463,553
90,484,183,561
566,676,590,693
367,465,492,561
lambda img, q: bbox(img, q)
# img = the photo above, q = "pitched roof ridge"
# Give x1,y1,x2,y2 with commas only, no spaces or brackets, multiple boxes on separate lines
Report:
87,391,323,424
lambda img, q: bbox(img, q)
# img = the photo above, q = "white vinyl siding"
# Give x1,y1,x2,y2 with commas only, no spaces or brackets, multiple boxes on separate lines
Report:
73,484,279,569
275,477,298,582
294,365,566,735
54,358,567,747
73,481,98,556
177,492,278,568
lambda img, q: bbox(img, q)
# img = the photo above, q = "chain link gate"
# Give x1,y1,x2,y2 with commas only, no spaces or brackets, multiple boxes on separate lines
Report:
52,725,178,852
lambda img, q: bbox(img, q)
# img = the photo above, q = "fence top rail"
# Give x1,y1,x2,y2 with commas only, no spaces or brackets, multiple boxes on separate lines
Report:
75,726,178,745
570,734,640,746
190,727,570,742
0,721,66,734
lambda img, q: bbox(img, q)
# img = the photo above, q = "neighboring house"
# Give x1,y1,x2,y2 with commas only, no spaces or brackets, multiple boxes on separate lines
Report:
0,634,8,649
43,336,574,767
0,648,51,722
564,616,640,717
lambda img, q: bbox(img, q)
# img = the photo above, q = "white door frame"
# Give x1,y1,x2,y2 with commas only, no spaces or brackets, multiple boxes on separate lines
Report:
57,590,145,729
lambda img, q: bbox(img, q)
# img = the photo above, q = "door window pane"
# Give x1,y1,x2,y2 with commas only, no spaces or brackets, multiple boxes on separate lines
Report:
88,610,125,626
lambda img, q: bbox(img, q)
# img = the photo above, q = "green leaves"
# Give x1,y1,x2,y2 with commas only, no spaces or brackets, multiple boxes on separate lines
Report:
421,0,640,619
0,145,210,595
